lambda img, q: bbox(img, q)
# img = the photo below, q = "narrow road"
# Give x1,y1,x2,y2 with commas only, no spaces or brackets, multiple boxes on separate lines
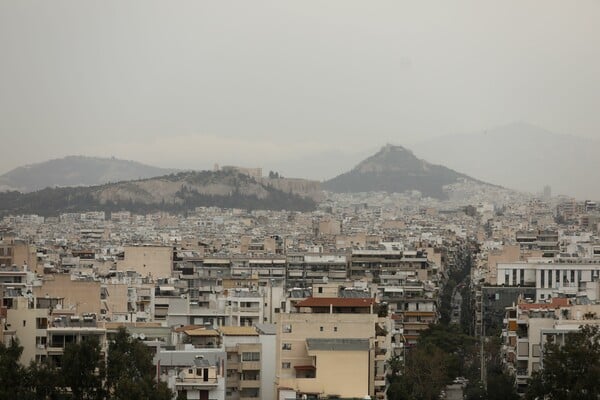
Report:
445,383,464,400
450,287,463,325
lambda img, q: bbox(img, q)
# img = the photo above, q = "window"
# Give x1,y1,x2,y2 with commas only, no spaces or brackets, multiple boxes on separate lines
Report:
242,352,260,361
282,362,291,369
541,271,545,287
520,269,524,286
334,327,338,332
283,324,292,333
319,326,323,332
318,287,323,294
23,320,26,327
282,343,292,350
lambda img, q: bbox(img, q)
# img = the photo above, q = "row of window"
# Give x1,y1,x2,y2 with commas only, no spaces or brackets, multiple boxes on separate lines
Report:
282,324,338,333
241,352,260,361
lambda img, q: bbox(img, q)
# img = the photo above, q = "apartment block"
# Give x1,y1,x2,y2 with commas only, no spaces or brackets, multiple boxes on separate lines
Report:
276,296,390,400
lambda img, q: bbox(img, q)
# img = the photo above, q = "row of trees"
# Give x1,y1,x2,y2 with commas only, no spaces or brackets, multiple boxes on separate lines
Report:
386,324,476,400
386,241,520,400
0,328,173,400
388,311,600,399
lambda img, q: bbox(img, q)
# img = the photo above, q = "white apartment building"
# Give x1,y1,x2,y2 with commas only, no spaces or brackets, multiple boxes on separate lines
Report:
497,260,600,302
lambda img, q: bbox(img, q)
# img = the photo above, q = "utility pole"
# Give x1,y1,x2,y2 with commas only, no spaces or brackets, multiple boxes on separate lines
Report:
480,304,487,390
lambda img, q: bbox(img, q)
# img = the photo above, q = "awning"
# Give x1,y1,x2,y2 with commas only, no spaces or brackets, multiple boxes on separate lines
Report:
294,365,316,371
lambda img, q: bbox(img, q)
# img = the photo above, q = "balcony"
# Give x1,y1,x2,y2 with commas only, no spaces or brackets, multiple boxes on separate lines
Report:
231,306,261,313
403,311,436,317
226,376,240,387
375,348,387,361
516,368,528,378
175,377,219,388
240,361,261,371
227,361,240,370
239,379,261,389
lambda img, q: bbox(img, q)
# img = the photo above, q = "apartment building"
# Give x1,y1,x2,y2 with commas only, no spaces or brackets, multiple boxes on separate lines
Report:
501,299,600,394
379,278,438,345
285,253,348,289
46,311,107,367
276,296,390,400
117,245,174,279
226,290,263,327
497,260,600,302
515,230,559,258
221,326,262,400
0,237,36,271
155,346,226,400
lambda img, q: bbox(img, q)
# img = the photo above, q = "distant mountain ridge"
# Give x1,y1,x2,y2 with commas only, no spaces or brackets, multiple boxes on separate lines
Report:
410,122,600,199
0,170,316,216
323,144,489,199
0,156,177,193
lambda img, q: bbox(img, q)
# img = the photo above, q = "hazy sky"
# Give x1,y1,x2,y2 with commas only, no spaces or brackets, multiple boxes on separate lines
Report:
1,1,599,175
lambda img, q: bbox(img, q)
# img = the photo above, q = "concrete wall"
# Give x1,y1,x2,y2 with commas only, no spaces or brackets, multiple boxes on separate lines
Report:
6,297,48,365
34,275,101,315
259,333,277,400
118,246,173,279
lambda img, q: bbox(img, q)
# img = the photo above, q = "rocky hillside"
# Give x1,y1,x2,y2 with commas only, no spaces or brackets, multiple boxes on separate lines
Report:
323,144,488,199
0,170,316,216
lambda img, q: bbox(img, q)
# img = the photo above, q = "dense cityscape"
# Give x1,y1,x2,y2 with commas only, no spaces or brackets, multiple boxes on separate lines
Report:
2,2,599,400
1,159,599,399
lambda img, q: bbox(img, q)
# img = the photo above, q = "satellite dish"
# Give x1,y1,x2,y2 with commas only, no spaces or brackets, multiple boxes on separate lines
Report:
132,333,139,339
139,333,146,340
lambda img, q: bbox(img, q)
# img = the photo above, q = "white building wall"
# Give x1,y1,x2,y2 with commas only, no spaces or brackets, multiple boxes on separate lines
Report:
259,333,277,400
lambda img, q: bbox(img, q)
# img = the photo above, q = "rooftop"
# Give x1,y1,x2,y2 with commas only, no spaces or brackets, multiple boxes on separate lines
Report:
218,326,258,336
296,297,376,308
185,328,219,337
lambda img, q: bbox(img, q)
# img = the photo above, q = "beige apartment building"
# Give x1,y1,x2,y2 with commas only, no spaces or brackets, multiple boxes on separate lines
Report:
502,298,600,394
33,274,102,315
276,296,389,400
117,245,173,279
221,326,262,400
0,236,37,271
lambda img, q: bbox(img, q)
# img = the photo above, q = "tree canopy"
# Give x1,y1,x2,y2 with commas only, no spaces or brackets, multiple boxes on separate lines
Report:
0,328,172,400
526,324,600,400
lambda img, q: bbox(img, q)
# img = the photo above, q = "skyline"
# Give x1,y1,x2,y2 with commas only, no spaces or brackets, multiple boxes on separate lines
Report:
1,1,600,176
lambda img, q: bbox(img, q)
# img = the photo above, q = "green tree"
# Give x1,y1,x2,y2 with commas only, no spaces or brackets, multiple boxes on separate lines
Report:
525,324,600,400
62,336,106,400
26,359,63,400
107,327,172,400
486,368,519,400
387,344,450,400
0,338,31,400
